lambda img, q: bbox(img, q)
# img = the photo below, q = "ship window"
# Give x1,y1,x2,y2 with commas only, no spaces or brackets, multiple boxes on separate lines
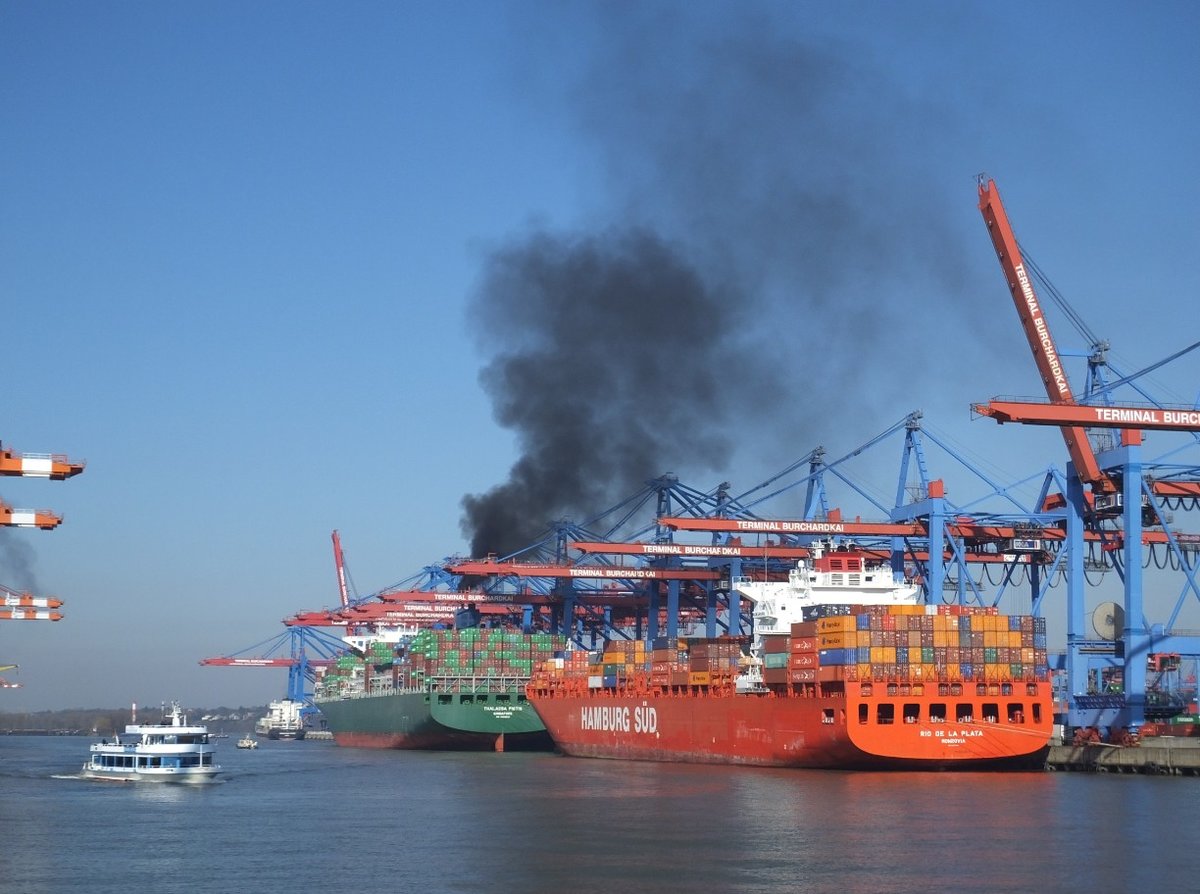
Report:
496,693,510,703
950,684,963,697
822,708,835,724
956,704,974,723
1001,683,1013,696
831,574,844,585
976,684,988,696
876,704,895,725
902,704,920,724
848,575,861,587
1033,703,1043,724
982,703,999,723
929,703,947,722
858,704,868,724
1006,703,1026,724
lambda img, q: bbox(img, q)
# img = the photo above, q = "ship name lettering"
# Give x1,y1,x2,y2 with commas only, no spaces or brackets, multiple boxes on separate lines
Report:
634,706,658,734
580,706,630,732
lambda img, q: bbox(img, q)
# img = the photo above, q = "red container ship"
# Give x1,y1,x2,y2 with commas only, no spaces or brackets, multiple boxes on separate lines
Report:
528,541,1053,770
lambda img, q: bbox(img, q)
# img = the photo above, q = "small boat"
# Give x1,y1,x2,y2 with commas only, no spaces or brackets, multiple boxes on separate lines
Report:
236,736,258,749
81,701,220,784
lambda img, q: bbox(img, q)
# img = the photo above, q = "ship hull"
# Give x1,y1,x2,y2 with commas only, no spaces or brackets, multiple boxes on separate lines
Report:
529,687,1052,771
316,688,553,751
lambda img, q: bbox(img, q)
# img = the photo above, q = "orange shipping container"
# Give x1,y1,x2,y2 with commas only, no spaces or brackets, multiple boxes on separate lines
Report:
817,616,857,634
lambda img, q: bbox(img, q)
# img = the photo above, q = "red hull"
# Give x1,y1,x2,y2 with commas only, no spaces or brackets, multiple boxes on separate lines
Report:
528,685,1053,770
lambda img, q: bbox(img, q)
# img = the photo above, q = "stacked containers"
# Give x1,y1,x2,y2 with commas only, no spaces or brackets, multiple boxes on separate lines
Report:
534,636,744,689
409,628,566,683
790,604,1049,684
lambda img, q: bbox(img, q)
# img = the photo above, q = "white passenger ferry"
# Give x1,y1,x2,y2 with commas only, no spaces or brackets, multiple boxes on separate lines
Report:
82,702,220,783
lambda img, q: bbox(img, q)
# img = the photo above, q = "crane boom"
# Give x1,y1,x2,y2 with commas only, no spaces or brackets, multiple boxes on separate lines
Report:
445,560,720,581
977,177,1109,489
0,445,85,479
0,499,62,529
974,399,1200,432
331,530,350,608
570,540,814,559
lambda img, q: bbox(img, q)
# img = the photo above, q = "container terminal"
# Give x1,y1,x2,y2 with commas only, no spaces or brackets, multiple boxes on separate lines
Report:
17,179,1197,769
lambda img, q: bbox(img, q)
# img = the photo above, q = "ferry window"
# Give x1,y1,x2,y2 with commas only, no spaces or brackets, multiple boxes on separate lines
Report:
929,703,947,722
956,704,974,723
858,704,868,725
902,704,920,724
875,704,895,725
1006,703,1026,724
982,703,999,723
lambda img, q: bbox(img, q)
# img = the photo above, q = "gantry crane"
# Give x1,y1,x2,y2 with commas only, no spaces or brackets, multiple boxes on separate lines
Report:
199,626,345,715
1,438,83,628
974,176,1200,732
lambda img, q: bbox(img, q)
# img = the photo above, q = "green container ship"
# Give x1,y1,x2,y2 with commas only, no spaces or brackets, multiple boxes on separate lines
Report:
313,628,565,751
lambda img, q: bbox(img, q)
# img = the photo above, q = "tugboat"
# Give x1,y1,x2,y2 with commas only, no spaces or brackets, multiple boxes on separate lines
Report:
82,702,220,783
236,735,258,750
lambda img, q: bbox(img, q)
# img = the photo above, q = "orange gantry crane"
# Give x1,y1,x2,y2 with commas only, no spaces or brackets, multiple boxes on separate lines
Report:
975,178,1114,492
0,444,85,480
0,438,83,628
973,176,1200,731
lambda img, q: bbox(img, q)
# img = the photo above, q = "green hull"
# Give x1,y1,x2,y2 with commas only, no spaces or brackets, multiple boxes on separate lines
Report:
315,686,551,751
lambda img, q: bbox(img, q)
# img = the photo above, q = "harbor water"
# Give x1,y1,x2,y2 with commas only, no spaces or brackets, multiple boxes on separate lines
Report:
2,735,1197,894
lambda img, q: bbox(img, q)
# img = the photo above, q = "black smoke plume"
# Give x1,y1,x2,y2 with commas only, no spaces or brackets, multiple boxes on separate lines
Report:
461,8,972,558
462,228,753,558
0,528,40,593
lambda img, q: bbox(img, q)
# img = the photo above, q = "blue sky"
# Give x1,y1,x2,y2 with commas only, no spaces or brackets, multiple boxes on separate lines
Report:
2,2,1198,711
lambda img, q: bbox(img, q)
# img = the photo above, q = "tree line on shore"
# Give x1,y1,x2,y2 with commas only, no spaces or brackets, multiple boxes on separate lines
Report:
0,705,266,736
